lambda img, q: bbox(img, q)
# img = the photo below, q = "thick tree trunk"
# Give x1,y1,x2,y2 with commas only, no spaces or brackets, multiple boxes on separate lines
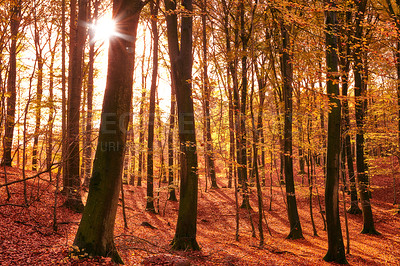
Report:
72,0,144,263
280,20,303,240
2,1,21,166
323,3,347,263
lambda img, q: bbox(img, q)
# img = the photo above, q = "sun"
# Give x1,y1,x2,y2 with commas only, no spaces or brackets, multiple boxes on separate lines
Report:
91,16,116,42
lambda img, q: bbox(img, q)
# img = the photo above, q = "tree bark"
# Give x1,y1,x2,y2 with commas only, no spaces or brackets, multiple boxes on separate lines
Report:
64,0,87,212
137,84,146,186
167,88,177,201
338,9,361,214
353,0,379,235
165,0,200,250
72,0,144,263
238,0,250,209
323,2,347,263
83,0,99,187
2,1,21,166
146,0,160,213
202,0,217,189
280,18,303,240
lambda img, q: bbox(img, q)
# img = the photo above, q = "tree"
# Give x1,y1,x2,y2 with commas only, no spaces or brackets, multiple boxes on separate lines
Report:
83,0,99,187
167,84,177,201
2,0,22,167
72,0,145,262
64,0,87,212
338,4,361,214
164,0,200,250
137,81,146,186
32,2,45,171
352,0,379,235
201,0,217,189
280,9,303,240
323,1,347,263
145,0,160,213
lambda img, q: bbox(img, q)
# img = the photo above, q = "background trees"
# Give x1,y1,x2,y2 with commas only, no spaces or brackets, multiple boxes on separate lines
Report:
3,0,400,264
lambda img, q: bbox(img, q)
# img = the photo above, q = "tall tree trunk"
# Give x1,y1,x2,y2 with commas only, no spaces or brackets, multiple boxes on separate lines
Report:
339,8,361,214
64,0,88,212
61,0,67,190
46,39,57,170
385,0,400,214
32,57,43,171
72,0,144,263
32,9,45,172
228,88,235,189
353,0,379,235
146,0,159,213
2,1,21,166
280,18,303,240
137,82,146,186
165,0,200,250
202,0,217,189
323,2,347,263
238,0,250,209
32,10,44,172
83,0,99,187
222,0,235,189
167,87,177,201
250,69,264,247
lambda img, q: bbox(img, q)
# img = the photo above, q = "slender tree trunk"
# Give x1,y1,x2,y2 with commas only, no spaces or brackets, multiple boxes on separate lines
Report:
46,41,56,171
64,0,88,212
33,12,44,171
83,0,99,187
202,0,217,189
339,12,361,214
61,0,67,190
222,0,235,189
72,0,144,263
2,1,21,166
32,57,43,172
250,72,264,247
323,3,347,263
168,89,177,201
353,0,379,235
146,0,159,213
280,18,303,240
228,88,235,188
137,85,146,186
386,0,400,213
238,0,250,209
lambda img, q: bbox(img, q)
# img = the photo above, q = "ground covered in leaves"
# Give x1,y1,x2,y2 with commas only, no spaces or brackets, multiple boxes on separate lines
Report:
1,160,400,265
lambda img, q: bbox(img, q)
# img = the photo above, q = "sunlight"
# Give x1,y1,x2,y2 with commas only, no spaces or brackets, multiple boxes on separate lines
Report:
91,16,116,42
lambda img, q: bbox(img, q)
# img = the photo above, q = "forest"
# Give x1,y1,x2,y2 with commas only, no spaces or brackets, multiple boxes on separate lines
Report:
1,0,400,264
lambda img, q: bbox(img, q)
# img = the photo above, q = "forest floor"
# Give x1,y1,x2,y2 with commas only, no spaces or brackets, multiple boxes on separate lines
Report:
1,158,400,265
